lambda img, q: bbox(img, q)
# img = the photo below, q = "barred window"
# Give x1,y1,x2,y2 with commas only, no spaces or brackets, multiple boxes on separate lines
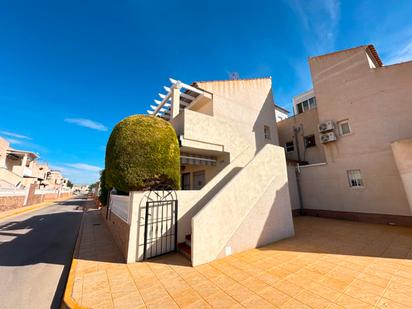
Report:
264,126,271,140
285,141,294,153
347,170,364,187
338,120,351,136
304,135,316,148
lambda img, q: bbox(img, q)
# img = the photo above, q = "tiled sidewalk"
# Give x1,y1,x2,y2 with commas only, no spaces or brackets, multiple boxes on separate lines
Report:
65,210,412,309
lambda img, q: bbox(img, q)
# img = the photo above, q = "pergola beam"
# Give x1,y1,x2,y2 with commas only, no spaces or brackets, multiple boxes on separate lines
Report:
148,78,206,119
152,91,173,115
154,99,171,107
169,78,204,95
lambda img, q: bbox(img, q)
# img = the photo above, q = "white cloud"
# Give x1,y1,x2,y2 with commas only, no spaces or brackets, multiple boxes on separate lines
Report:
385,41,412,65
51,163,102,184
277,0,340,110
64,118,108,131
3,138,23,145
284,0,340,54
64,163,102,172
0,132,48,154
367,21,412,66
0,131,31,140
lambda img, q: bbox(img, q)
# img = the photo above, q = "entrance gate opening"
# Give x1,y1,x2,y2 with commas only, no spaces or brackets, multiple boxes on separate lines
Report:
142,188,178,260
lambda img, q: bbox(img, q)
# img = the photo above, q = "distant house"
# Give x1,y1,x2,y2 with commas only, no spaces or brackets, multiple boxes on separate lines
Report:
0,137,40,188
274,104,289,122
44,169,68,190
0,137,70,190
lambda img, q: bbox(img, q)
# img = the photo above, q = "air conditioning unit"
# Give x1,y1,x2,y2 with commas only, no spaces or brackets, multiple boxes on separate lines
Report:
318,120,335,133
320,132,337,144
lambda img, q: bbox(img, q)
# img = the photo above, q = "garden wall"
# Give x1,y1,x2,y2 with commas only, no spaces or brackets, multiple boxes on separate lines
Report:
0,194,26,212
105,210,130,260
0,186,72,213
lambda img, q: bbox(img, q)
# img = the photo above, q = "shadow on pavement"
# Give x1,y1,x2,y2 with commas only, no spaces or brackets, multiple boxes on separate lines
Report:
0,198,87,267
0,197,88,309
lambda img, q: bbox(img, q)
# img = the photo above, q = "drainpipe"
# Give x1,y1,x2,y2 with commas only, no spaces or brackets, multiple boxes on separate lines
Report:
293,126,301,162
296,163,304,216
292,125,304,215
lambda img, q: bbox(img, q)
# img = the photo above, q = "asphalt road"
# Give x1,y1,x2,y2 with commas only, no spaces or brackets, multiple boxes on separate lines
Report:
0,197,86,309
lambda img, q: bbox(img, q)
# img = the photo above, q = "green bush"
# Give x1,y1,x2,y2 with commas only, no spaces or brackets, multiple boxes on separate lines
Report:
98,169,109,205
105,115,180,192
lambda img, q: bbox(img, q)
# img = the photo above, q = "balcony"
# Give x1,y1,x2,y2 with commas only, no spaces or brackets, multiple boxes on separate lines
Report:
171,109,224,153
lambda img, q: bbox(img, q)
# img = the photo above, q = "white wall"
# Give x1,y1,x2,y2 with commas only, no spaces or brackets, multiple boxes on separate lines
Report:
391,138,412,212
191,144,294,266
287,165,301,210
275,108,289,122
197,78,279,152
128,146,255,263
110,194,130,223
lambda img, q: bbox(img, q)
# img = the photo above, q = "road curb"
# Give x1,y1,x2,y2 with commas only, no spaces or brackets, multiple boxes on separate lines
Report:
0,196,72,221
61,207,90,309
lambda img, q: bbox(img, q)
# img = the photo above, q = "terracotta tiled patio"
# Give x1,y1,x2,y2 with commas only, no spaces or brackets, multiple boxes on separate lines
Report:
65,209,412,309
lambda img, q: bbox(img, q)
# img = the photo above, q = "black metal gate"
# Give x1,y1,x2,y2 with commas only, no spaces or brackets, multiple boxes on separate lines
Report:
143,189,178,260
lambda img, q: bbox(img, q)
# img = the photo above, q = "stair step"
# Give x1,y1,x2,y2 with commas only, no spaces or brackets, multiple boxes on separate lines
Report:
178,242,191,260
185,234,191,247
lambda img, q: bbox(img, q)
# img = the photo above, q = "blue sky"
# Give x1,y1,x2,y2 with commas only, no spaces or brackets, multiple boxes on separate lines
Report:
0,0,411,184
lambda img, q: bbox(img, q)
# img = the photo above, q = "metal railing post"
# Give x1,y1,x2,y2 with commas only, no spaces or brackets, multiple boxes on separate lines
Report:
143,201,149,260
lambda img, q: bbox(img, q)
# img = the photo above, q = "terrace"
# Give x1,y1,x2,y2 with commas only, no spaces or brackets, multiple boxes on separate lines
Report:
66,210,412,308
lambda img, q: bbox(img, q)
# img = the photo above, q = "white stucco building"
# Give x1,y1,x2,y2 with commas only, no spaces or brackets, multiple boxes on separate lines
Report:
106,77,295,266
293,89,317,115
275,104,289,122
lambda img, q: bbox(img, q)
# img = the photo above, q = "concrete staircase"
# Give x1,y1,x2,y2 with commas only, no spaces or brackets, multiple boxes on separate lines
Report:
178,234,191,260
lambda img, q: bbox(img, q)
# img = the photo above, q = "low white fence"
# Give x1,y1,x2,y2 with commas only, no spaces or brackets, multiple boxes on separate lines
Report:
0,188,27,197
110,194,130,223
35,189,59,195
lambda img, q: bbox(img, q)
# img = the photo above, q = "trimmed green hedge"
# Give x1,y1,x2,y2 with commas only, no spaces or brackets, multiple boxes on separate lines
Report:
105,115,180,192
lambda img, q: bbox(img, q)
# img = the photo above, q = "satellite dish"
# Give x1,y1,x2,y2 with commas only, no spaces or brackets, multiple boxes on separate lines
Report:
229,72,240,80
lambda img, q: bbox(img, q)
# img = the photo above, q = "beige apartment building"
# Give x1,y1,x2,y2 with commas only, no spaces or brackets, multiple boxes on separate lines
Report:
0,136,69,190
0,137,41,188
44,169,68,190
107,77,294,266
278,45,412,224
0,136,73,212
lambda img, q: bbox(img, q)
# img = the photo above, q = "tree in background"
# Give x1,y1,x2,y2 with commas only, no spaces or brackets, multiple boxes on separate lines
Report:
98,169,109,205
105,115,180,192
66,180,74,188
88,182,98,191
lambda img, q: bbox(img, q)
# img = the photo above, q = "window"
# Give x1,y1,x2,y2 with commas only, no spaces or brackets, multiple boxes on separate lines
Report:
181,173,191,190
338,120,351,136
309,97,317,109
304,135,316,148
302,100,309,111
264,126,271,140
193,170,205,190
285,141,294,153
295,96,317,114
347,170,364,187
